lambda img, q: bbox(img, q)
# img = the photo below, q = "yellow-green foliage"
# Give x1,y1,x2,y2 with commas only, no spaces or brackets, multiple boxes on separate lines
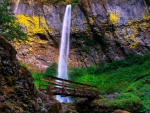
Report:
109,10,149,49
123,21,139,49
115,14,149,49
89,17,94,25
109,10,118,25
124,16,149,49
17,14,53,36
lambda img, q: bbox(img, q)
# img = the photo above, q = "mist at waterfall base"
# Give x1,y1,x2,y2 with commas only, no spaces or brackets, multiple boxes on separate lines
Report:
56,5,72,103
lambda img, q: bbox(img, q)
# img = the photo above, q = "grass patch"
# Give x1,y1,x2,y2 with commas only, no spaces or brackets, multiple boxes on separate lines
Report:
71,61,150,94
105,93,142,112
21,52,150,112
124,76,150,112
31,71,44,89
20,61,58,89
69,52,150,112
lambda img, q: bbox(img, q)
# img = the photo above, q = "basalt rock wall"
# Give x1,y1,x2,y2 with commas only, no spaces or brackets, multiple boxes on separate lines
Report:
0,36,39,113
0,35,62,113
11,0,150,71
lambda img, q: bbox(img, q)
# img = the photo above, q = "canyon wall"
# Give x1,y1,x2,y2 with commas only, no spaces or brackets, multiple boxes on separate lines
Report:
11,0,150,71
0,35,62,113
0,36,39,112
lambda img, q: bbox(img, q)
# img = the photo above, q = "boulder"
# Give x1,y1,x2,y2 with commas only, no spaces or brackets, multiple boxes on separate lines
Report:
0,36,40,112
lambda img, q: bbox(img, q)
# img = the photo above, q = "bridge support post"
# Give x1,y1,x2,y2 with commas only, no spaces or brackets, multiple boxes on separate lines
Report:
73,82,76,96
83,84,85,97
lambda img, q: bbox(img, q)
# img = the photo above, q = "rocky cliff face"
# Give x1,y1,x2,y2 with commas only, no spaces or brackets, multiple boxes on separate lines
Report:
11,0,150,71
0,36,39,113
0,35,62,113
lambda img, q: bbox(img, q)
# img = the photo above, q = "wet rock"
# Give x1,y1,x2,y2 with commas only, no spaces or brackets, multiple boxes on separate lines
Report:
0,89,4,95
2,60,10,66
0,96,5,102
75,95,141,113
0,51,7,60
37,91,62,113
0,36,40,113
41,108,48,113
61,103,78,113
37,97,43,105
2,66,14,77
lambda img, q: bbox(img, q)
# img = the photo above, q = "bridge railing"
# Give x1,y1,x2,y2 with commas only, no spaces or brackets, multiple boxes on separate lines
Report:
39,76,98,98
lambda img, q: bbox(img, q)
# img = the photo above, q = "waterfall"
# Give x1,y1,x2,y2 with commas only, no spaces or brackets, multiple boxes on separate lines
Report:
56,5,71,103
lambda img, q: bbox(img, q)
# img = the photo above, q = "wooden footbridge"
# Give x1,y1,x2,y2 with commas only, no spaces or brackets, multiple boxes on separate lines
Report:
39,76,99,98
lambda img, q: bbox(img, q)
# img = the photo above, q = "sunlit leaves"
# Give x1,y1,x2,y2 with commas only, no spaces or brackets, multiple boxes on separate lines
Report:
0,0,27,40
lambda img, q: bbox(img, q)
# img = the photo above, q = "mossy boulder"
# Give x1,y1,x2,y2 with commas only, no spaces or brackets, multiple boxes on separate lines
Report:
0,36,63,113
0,36,40,113
61,103,78,113
75,93,142,113
37,91,62,113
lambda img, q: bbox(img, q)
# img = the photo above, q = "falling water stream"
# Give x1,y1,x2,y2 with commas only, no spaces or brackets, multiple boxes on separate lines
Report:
56,5,72,103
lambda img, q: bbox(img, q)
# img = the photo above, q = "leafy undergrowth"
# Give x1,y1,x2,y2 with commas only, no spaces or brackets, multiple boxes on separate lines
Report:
105,93,142,112
21,52,150,112
31,62,57,89
20,62,57,89
31,72,45,89
72,66,150,112
69,52,150,112
72,61,150,94
75,93,142,113
124,76,150,112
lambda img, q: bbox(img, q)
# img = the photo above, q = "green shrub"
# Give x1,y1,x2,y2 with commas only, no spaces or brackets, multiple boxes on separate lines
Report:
69,67,87,81
124,52,144,65
71,52,150,94
142,52,150,61
30,70,44,89
124,75,150,112
0,0,27,40
87,65,97,75
94,52,150,75
106,96,142,112
20,62,28,68
70,52,150,112
103,93,142,112
31,71,44,80
43,62,57,78
95,60,106,74
72,0,79,3
86,93,142,112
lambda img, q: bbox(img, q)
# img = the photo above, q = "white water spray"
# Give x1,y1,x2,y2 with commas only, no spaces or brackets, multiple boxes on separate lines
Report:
56,5,71,103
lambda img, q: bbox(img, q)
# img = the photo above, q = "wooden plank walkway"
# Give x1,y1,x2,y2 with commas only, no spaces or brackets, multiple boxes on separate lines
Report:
39,76,99,98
